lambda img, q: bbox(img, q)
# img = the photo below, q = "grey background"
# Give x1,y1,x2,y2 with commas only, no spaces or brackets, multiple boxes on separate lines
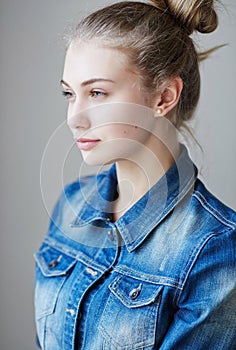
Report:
0,1,235,349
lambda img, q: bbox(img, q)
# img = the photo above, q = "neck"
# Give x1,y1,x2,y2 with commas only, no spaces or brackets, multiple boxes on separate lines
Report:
113,135,180,221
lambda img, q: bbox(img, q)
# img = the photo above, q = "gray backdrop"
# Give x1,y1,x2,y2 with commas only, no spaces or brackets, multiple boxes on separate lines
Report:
0,1,235,349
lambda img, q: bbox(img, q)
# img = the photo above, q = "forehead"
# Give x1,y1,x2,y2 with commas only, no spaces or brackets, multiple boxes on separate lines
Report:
63,41,133,82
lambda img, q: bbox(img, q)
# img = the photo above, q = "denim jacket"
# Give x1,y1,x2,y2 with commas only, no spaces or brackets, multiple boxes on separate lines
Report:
34,144,236,350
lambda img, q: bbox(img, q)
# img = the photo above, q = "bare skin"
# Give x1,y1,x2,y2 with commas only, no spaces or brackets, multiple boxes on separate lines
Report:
62,41,182,221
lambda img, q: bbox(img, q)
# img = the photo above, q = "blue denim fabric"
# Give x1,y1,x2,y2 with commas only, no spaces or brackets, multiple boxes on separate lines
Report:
34,144,236,350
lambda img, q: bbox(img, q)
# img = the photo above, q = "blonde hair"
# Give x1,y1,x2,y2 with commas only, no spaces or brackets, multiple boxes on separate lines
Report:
68,0,219,128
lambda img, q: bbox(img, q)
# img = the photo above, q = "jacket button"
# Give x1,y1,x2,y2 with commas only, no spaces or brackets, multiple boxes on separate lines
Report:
129,283,142,300
48,259,59,268
107,230,114,241
66,308,75,317
85,267,98,276
48,255,62,268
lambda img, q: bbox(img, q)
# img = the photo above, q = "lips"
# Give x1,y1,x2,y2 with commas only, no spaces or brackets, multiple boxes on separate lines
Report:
76,138,101,151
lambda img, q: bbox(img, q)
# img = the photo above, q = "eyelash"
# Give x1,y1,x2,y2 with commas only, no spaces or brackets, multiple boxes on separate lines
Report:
61,91,74,99
90,90,106,98
61,90,106,100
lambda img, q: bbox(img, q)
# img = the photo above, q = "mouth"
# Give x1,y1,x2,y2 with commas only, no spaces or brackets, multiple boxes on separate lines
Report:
76,138,101,151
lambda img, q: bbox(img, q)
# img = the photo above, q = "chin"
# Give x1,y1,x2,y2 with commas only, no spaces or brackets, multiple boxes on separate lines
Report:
82,153,116,167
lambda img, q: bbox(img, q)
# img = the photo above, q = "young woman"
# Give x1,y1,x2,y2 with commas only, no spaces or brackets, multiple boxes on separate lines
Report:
34,1,236,349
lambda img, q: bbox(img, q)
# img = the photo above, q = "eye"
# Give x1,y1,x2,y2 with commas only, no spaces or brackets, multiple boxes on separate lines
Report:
61,90,75,100
90,90,106,98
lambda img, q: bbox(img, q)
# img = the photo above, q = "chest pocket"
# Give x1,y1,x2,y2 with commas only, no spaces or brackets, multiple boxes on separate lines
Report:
98,274,163,350
34,245,77,320
34,245,77,349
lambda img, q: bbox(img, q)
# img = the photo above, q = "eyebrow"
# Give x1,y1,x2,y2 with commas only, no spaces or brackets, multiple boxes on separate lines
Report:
60,78,115,88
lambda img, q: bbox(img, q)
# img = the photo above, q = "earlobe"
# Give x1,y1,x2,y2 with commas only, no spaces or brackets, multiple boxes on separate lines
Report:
156,108,163,116
155,77,183,116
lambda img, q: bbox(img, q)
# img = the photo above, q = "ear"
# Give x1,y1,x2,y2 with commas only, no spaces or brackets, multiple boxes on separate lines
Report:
153,77,183,116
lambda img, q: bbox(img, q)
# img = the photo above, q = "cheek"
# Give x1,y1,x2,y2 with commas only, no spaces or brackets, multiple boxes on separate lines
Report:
122,125,151,140
122,125,138,135
88,103,155,133
102,125,152,146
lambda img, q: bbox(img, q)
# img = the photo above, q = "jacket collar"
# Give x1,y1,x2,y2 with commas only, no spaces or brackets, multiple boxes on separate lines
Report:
71,144,197,252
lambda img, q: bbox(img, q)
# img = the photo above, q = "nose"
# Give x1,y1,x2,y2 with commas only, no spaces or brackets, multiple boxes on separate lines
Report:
67,102,91,130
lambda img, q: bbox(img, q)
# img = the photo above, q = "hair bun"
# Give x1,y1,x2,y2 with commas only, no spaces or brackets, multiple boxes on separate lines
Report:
149,0,218,34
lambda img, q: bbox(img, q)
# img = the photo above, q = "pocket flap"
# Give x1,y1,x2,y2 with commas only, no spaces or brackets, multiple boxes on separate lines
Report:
34,245,76,277
109,275,163,308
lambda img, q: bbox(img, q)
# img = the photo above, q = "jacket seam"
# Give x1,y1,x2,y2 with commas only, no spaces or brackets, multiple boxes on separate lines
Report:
113,265,183,290
124,173,195,250
193,191,236,229
43,237,107,273
173,232,225,305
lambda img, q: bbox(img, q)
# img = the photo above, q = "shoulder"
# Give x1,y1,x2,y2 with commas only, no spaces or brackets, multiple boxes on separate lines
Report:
149,177,236,284
181,178,236,287
192,178,236,231
174,179,236,304
178,190,236,309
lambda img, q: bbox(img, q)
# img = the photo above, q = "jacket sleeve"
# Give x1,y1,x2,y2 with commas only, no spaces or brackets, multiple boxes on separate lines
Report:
159,229,236,350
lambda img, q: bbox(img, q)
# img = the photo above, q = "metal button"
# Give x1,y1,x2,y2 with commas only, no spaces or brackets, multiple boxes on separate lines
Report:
66,308,75,317
48,255,62,269
85,267,98,276
129,283,142,300
107,230,114,241
48,259,59,268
